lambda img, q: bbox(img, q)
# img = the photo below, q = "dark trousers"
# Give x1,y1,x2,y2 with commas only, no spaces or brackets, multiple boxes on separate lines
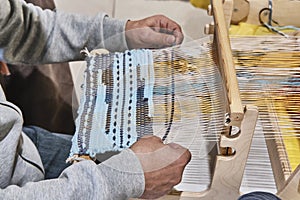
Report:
23,126,72,179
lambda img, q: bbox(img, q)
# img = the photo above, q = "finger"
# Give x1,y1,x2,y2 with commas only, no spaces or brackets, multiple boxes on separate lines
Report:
173,30,184,45
167,143,188,156
149,15,182,33
168,143,192,164
136,145,187,172
155,15,184,45
155,27,183,46
140,134,154,139
168,142,186,150
140,135,163,142
146,29,177,48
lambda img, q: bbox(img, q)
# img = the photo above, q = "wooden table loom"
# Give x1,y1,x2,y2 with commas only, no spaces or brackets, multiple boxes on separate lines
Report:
176,0,258,199
72,1,300,199
156,0,300,199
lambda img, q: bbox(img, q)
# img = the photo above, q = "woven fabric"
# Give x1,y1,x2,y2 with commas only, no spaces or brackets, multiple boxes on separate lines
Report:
69,39,226,161
69,49,154,159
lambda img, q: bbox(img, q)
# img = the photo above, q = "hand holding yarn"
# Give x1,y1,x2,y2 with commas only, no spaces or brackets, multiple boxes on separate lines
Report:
125,15,184,49
130,135,191,199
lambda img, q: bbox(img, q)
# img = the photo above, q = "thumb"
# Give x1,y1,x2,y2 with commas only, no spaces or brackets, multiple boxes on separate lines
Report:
162,34,176,46
149,31,176,48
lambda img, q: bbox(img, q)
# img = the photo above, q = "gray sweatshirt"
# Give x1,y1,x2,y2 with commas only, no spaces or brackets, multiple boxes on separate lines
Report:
0,0,128,64
0,0,145,199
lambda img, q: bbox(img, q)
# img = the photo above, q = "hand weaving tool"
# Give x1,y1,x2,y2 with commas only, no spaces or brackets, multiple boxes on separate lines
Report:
68,0,300,199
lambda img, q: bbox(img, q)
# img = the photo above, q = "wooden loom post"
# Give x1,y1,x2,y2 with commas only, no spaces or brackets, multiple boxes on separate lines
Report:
277,165,300,200
180,0,258,199
212,0,244,124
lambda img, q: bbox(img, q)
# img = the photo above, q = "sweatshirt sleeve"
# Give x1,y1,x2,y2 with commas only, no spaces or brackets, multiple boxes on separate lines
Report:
0,0,128,65
0,149,145,200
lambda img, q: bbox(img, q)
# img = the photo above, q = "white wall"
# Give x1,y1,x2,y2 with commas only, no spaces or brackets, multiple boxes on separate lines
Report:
114,0,211,40
55,0,114,16
55,0,211,40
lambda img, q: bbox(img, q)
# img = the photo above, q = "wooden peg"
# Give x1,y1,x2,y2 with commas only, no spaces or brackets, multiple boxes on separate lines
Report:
231,0,250,24
207,4,213,16
204,22,215,35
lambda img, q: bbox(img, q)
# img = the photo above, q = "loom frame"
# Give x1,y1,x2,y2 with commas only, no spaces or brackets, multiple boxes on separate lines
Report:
179,1,300,200
177,0,258,199
228,1,300,200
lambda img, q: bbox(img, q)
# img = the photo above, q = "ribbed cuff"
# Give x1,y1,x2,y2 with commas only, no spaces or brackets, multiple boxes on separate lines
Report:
99,149,145,198
103,16,128,52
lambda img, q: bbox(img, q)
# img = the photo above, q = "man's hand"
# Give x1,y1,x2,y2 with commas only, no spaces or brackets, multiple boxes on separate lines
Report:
125,15,184,49
130,135,191,199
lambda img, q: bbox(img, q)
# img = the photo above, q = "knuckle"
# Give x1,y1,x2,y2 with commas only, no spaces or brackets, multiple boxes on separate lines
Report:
177,150,191,165
173,174,182,185
156,14,165,19
185,150,192,161
180,150,192,163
